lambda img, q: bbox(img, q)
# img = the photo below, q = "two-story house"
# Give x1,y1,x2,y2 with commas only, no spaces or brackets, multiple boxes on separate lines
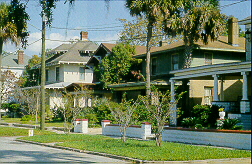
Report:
44,31,99,108
108,17,249,128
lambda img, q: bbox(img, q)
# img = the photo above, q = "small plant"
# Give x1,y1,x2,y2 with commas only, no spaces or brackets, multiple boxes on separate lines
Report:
219,118,243,130
181,117,198,128
21,115,36,121
218,108,225,112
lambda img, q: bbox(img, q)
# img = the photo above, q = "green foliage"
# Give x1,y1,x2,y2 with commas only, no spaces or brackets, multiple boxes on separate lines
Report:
99,43,136,87
20,134,251,161
21,115,36,121
0,126,56,137
181,105,219,128
181,117,199,128
192,104,211,125
219,119,243,130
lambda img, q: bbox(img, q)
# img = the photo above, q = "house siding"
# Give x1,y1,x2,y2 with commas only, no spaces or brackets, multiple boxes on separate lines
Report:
191,50,245,67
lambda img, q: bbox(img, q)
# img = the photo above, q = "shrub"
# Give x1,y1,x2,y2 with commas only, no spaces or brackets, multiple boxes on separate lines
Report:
21,115,36,121
181,117,199,128
219,118,243,130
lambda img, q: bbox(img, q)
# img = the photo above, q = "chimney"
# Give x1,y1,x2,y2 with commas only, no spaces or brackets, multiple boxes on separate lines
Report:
159,41,168,47
80,31,88,41
228,17,239,46
17,50,24,65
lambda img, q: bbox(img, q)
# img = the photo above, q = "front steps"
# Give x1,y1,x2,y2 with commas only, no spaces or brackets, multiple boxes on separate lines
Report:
228,114,251,130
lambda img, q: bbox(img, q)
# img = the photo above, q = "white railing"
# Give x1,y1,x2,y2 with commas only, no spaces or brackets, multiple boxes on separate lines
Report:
162,127,251,150
101,120,152,140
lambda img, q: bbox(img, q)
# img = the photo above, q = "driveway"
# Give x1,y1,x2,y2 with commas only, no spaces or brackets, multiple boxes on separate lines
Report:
0,137,128,163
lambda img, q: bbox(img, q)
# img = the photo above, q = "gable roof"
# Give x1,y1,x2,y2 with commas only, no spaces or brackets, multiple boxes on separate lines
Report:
94,43,147,55
135,36,245,57
2,53,30,69
46,41,99,66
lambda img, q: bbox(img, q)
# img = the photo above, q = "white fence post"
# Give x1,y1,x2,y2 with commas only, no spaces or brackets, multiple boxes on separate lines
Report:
74,119,88,133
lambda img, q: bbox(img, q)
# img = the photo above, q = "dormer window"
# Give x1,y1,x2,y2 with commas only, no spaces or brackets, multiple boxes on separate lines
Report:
80,50,95,57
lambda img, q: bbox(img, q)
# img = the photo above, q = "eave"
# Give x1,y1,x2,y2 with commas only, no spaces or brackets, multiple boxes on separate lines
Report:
170,61,251,80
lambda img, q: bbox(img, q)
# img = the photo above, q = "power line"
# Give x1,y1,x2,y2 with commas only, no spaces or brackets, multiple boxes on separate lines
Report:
220,0,248,9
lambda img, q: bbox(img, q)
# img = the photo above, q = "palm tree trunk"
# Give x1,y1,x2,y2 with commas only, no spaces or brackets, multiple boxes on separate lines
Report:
183,44,193,69
146,22,153,96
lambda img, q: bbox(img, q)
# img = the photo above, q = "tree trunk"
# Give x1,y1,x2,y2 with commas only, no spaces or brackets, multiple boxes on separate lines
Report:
146,22,153,96
155,133,162,147
121,126,127,143
183,44,193,69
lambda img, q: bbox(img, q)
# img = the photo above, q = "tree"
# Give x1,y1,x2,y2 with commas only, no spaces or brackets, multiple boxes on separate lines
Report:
52,86,92,133
139,87,184,146
126,0,182,96
0,70,20,103
100,95,139,143
21,55,41,87
99,43,136,87
161,0,226,68
119,17,182,47
0,1,29,120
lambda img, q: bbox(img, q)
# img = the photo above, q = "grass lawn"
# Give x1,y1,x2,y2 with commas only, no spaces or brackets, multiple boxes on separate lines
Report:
20,134,251,161
0,118,64,127
0,126,56,137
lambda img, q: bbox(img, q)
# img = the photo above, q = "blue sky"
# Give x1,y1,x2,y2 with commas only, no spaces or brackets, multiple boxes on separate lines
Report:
2,0,251,57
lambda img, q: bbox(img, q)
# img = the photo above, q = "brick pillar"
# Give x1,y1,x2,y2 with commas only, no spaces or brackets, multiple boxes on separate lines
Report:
101,120,111,135
74,119,88,133
141,122,151,140
17,50,24,65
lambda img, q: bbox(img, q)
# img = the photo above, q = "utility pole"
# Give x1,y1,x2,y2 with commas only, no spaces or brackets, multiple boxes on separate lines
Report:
40,1,46,130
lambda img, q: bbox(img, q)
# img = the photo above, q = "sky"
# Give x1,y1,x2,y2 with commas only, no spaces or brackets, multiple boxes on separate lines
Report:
2,0,252,57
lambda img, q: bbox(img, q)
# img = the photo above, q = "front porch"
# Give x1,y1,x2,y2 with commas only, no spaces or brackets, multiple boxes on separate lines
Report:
170,62,251,129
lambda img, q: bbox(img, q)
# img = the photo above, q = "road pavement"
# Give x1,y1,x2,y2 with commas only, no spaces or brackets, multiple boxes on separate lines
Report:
0,136,129,163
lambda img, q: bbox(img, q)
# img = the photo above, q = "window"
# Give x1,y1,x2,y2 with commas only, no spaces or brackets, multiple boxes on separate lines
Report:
151,57,157,75
79,67,85,80
55,67,60,81
204,87,213,105
46,69,49,82
172,54,179,70
204,52,213,65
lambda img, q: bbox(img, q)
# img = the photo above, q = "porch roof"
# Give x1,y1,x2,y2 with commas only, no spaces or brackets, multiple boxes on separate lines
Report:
170,61,251,80
108,79,170,91
45,82,72,89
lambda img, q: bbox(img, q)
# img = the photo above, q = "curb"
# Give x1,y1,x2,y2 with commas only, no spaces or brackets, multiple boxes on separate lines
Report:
15,139,143,163
15,139,251,164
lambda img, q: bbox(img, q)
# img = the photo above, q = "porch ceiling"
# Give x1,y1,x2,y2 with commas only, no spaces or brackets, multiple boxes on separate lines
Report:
170,61,251,80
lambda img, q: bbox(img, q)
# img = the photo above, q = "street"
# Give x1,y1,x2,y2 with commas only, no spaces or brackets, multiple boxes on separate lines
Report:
0,137,129,163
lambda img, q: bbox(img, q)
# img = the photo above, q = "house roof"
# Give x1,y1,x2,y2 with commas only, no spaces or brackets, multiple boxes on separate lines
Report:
46,41,99,65
2,53,30,69
135,36,245,57
95,43,147,55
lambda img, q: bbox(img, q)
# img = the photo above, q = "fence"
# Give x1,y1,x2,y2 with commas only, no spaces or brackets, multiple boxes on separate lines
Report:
101,120,152,140
162,127,251,150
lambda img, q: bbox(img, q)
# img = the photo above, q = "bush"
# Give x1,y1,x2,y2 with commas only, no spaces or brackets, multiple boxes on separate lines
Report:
219,118,243,130
181,117,199,128
21,115,36,121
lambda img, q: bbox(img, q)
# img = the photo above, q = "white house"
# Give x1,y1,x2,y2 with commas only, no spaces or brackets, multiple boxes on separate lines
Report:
44,32,99,108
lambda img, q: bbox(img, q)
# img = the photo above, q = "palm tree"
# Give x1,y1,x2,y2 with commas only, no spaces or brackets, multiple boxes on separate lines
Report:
0,2,29,120
126,0,183,96
162,0,226,68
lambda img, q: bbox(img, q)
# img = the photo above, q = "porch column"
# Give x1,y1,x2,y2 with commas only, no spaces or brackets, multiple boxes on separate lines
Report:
212,74,219,101
240,72,250,113
169,79,177,126
241,72,249,101
220,78,224,101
